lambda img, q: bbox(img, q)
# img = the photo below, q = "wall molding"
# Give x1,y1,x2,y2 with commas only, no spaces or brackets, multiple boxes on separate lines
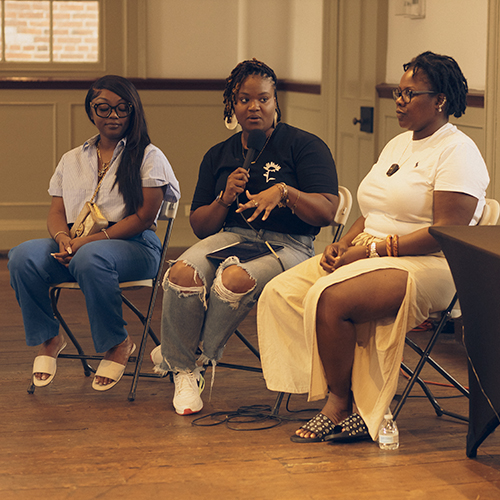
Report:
376,82,484,108
0,78,321,94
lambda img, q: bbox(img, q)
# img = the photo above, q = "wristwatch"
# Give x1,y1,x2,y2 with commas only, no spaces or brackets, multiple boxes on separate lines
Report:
368,241,380,258
216,190,231,208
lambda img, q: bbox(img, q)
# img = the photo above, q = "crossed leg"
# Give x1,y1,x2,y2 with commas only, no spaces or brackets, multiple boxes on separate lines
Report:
295,268,408,439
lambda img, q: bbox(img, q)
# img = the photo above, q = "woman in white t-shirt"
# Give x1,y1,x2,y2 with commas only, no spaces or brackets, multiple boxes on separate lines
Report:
257,51,490,443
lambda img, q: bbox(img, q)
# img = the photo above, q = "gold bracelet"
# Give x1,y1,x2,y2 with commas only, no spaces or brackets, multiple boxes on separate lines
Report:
274,183,284,198
101,228,110,240
385,235,393,256
53,230,69,241
291,190,301,214
275,182,289,208
392,234,399,257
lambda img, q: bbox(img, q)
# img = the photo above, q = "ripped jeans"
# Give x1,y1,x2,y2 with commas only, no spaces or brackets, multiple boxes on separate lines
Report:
159,226,315,373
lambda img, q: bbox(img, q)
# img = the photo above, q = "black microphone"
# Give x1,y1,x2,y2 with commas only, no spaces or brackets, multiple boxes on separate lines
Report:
242,129,267,170
386,163,400,177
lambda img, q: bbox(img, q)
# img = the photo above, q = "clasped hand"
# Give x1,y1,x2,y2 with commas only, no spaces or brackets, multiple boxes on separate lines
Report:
320,242,367,273
51,236,87,266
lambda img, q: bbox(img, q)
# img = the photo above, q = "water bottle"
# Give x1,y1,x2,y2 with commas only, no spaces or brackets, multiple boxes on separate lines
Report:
378,414,399,450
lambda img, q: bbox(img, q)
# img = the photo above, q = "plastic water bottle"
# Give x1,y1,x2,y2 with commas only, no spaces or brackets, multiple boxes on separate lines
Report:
378,414,399,450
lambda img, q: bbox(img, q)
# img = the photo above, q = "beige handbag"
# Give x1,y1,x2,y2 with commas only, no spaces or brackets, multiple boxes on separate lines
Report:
70,201,108,238
70,154,110,238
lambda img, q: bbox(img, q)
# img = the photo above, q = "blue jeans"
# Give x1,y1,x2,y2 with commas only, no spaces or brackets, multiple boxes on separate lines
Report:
159,226,315,372
8,231,161,353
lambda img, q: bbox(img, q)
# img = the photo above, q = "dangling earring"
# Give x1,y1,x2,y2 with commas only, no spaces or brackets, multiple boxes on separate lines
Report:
225,114,238,130
273,110,278,128
438,97,447,113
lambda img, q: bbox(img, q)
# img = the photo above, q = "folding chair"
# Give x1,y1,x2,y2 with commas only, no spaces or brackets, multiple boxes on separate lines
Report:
216,187,353,415
27,200,179,399
392,198,500,421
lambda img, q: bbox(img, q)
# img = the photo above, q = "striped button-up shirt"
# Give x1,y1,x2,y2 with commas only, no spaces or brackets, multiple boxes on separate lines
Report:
48,135,180,224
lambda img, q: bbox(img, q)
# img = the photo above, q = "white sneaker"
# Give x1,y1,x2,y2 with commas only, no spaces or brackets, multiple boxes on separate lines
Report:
173,369,205,415
150,344,163,365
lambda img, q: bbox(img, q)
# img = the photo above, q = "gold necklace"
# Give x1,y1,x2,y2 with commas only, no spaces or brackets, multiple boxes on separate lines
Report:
96,144,111,179
242,130,273,165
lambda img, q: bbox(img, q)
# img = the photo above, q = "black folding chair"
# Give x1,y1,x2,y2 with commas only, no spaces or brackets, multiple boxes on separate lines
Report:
27,201,179,399
393,198,500,422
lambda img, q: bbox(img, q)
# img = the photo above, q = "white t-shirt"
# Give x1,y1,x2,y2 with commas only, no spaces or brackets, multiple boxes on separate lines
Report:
49,135,180,224
358,122,490,238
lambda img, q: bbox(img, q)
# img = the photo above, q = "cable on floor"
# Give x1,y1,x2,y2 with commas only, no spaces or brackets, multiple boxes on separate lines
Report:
191,395,322,431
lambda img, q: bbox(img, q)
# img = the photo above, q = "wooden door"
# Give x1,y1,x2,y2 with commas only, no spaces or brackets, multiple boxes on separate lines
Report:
323,0,388,224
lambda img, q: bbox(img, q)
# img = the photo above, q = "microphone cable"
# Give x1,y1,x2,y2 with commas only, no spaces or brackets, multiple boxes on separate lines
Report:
236,129,285,272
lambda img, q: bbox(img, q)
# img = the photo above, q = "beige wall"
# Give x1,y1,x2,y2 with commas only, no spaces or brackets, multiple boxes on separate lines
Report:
386,0,488,91
145,0,323,82
0,88,331,252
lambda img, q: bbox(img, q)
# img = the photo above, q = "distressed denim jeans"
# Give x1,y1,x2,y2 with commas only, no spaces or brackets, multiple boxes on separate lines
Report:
159,226,316,373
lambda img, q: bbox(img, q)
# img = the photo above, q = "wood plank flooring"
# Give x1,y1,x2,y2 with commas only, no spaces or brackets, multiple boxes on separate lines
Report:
1,255,500,499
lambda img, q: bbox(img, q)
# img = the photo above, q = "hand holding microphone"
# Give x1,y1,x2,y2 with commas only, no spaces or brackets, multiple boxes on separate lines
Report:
223,129,269,205
242,129,267,170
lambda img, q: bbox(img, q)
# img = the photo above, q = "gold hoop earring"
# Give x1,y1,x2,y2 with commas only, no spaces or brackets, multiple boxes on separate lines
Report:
225,114,238,130
273,110,278,128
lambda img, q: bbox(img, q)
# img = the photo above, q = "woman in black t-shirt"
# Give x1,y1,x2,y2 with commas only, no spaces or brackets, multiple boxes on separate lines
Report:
153,59,338,416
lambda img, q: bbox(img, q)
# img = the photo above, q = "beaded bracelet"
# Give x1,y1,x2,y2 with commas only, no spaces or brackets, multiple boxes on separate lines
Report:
274,182,289,208
367,241,380,258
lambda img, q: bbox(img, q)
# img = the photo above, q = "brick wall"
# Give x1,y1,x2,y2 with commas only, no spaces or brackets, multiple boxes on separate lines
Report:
2,0,98,62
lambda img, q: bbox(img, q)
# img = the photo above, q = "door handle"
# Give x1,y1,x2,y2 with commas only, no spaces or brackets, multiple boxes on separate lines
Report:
353,106,374,133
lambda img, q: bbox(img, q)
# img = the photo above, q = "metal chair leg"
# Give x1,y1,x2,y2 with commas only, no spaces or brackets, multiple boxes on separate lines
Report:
393,293,468,422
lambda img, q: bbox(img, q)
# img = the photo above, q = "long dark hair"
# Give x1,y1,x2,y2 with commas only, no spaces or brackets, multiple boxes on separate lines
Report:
403,51,468,118
223,58,282,124
85,75,150,216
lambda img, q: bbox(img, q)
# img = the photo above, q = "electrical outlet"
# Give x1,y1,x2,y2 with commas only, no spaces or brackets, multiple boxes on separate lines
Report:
184,204,191,217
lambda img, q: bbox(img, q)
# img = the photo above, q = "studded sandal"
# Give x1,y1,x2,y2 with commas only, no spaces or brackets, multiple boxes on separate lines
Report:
290,412,337,443
324,412,371,443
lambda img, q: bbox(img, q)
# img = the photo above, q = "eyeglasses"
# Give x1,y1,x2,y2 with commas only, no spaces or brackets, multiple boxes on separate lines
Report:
92,102,133,118
392,88,437,104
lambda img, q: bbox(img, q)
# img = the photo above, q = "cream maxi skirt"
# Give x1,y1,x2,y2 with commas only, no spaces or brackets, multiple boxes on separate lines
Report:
257,234,456,440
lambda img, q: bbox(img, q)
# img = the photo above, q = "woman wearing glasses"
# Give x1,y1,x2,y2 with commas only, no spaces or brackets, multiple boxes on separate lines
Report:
257,52,490,443
8,75,180,391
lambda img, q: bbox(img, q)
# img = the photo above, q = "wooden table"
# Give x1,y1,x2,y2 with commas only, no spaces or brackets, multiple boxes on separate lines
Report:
429,225,500,457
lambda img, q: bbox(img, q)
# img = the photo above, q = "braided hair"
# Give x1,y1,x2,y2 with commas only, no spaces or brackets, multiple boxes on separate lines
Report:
223,58,282,123
85,75,150,217
403,51,468,118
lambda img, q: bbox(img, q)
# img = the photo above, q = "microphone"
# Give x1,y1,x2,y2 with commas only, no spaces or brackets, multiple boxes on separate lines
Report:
386,163,400,177
242,129,267,170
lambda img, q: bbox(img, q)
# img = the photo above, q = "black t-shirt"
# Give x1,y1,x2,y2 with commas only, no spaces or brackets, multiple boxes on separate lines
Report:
191,122,338,236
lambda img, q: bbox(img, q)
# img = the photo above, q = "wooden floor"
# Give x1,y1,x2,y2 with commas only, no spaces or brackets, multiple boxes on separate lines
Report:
1,255,500,500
